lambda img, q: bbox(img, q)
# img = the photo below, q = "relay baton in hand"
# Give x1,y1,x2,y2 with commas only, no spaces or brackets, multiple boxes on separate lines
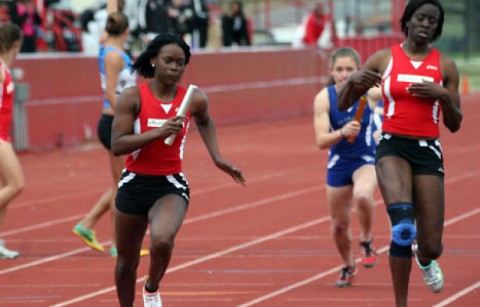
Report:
164,84,198,146
347,95,368,143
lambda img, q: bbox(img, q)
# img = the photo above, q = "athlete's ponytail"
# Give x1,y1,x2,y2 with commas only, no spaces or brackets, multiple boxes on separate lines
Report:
105,12,129,36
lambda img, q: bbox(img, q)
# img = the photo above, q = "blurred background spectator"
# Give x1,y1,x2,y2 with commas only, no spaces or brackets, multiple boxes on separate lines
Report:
137,0,191,44
80,1,108,54
137,0,170,43
7,0,42,53
80,0,139,55
292,2,329,48
1,0,475,57
167,0,192,37
220,0,250,47
137,0,208,49
182,0,210,49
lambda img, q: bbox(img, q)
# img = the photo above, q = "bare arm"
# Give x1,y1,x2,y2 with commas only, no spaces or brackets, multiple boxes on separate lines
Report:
107,0,118,13
111,87,185,156
440,57,462,132
366,85,383,110
314,87,362,149
190,90,246,185
313,88,344,149
104,51,123,110
337,49,387,111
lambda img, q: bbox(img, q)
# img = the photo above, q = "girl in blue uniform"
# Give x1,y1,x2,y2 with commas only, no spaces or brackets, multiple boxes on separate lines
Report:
73,9,147,257
313,47,382,287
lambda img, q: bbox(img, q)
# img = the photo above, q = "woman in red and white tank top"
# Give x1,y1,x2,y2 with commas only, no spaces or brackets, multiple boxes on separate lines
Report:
111,33,246,307
337,1,462,306
0,23,23,259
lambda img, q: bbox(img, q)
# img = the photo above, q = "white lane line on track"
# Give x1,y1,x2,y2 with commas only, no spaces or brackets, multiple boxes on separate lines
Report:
0,214,84,236
49,169,480,306
1,163,320,237
50,218,330,307
50,199,480,307
8,171,480,305
433,280,480,307
236,171,480,306
10,189,106,210
0,246,94,275
184,185,323,224
444,208,480,226
0,186,326,276
237,206,480,307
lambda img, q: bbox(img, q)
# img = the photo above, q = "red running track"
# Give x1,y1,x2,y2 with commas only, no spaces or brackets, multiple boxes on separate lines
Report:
0,93,479,306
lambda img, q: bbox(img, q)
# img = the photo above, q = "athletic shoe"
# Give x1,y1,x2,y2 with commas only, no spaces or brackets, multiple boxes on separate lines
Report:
360,239,378,268
109,245,150,257
335,265,358,287
143,277,162,307
0,240,19,259
72,222,105,252
413,244,444,293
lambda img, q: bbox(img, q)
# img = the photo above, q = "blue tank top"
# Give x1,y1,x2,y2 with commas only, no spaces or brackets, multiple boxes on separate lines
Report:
327,85,376,159
98,46,137,109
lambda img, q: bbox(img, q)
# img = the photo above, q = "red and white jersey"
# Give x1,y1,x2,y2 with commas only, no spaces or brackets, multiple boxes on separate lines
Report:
125,84,191,175
0,61,15,142
382,44,443,138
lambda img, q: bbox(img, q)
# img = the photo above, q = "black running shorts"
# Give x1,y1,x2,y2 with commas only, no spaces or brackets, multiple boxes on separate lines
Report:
97,114,114,150
376,133,444,177
116,171,190,215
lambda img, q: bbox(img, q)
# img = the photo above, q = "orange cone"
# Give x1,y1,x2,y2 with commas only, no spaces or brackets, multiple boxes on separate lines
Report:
462,74,470,94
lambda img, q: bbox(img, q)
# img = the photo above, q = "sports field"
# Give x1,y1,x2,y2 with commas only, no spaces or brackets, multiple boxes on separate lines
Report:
0,92,478,306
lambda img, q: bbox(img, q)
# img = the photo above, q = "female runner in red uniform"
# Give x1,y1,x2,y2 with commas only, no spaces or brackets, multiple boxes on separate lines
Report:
337,1,462,306
111,33,246,307
0,23,23,259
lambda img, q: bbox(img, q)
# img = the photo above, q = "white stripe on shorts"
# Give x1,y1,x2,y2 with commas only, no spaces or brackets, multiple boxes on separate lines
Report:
118,170,136,188
327,154,340,169
166,174,187,190
179,172,189,186
418,140,442,159
428,145,442,159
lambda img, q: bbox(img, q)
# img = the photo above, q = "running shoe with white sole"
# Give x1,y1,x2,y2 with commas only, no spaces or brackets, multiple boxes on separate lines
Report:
0,240,19,259
143,277,162,307
413,244,444,293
